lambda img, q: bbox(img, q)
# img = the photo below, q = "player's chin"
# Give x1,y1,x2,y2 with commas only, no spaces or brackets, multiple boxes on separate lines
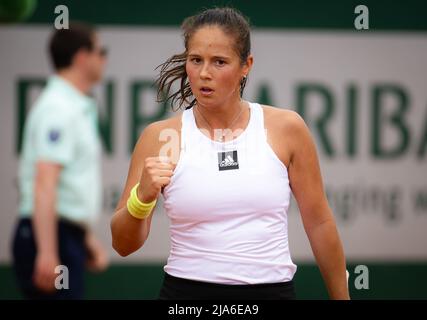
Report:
194,94,218,107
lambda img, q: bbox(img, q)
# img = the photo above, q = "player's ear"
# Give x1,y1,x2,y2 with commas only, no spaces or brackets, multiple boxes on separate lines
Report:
242,54,253,75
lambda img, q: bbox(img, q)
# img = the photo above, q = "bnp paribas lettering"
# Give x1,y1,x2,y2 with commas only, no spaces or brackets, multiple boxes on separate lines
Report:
296,83,427,159
15,79,427,159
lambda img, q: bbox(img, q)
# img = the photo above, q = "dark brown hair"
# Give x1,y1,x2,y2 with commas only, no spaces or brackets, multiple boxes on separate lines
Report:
156,7,251,111
49,22,96,71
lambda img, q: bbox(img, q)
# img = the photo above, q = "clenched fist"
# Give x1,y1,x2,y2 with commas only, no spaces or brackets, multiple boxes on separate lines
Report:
137,156,176,203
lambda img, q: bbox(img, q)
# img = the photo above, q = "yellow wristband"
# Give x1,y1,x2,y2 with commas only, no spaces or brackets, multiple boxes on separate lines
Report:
126,183,157,219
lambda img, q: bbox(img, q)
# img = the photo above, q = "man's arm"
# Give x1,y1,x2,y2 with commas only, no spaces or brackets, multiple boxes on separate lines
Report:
32,161,61,293
85,231,109,272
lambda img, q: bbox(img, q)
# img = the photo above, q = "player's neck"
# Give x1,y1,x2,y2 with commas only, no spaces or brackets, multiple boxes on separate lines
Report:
196,97,245,127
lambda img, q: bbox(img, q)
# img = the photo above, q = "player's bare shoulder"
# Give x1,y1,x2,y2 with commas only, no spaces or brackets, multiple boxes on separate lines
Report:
261,104,306,135
143,112,182,134
260,104,310,154
135,112,183,163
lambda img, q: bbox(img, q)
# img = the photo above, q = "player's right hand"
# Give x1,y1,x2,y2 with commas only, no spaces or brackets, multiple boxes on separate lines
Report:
138,156,176,203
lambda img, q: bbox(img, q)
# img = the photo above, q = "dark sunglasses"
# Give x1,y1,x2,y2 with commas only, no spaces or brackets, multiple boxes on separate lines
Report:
93,46,108,57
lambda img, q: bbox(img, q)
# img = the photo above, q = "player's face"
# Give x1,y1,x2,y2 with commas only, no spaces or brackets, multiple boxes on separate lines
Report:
186,25,252,109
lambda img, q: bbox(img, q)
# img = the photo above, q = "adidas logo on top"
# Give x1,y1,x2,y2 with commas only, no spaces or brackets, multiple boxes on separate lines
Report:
220,155,236,166
218,150,239,171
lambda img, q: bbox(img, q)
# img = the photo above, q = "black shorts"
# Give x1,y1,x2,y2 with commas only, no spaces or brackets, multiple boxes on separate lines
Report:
158,272,296,300
11,217,87,299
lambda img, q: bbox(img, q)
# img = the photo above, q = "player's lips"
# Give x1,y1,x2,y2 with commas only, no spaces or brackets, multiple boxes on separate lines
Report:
200,87,214,96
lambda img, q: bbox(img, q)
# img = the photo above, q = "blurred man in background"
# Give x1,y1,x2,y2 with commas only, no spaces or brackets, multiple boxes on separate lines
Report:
11,22,109,299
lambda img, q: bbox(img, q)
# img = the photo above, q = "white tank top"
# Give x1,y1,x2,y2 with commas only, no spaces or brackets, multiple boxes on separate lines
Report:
162,102,297,284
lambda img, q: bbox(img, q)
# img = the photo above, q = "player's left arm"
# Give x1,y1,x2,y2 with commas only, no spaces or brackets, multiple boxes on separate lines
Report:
286,111,350,300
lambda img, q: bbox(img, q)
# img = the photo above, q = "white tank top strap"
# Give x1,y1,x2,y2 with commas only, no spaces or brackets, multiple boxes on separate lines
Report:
179,107,193,150
246,102,268,141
